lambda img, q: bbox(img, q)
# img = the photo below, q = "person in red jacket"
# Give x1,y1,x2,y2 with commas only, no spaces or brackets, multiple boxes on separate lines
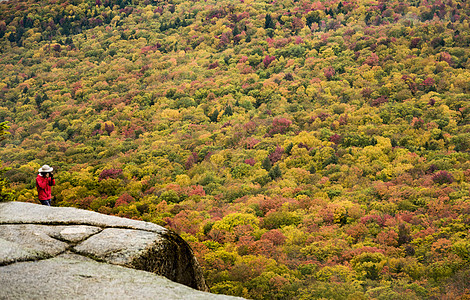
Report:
36,165,55,206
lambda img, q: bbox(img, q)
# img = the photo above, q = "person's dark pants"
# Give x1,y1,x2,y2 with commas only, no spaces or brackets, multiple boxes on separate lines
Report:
39,199,51,206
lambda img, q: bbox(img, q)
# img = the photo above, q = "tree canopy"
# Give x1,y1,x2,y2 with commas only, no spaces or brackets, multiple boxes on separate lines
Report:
1,0,470,298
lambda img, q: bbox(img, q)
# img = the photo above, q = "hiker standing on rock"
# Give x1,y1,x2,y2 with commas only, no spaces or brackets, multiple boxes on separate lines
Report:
36,165,55,206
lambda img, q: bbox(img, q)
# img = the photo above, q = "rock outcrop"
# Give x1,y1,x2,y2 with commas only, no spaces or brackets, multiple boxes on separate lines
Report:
0,202,243,300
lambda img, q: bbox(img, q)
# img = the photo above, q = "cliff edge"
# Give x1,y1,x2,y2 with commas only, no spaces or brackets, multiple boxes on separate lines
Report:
0,201,243,300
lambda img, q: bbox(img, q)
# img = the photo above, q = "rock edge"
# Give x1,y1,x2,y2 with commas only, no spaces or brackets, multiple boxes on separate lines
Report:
0,202,214,295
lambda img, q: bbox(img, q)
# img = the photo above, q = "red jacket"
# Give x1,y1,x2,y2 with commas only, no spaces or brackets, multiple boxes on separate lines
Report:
36,174,55,200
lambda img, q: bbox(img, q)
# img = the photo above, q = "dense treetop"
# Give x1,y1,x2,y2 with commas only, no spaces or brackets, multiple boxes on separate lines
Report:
1,0,470,298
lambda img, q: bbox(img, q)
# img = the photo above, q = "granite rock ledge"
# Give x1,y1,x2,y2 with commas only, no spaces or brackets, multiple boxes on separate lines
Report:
0,202,244,300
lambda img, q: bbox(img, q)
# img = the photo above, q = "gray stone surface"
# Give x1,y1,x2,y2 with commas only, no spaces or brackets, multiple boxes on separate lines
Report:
0,224,102,265
0,201,230,297
0,256,243,300
0,201,167,233
0,224,68,257
52,225,102,243
0,237,44,264
74,228,163,265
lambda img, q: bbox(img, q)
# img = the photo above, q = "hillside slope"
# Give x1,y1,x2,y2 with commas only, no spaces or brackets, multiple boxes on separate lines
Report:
1,0,470,298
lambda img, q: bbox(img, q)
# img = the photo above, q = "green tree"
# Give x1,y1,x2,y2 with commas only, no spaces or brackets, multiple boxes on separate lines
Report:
264,14,275,29
268,164,281,180
262,156,272,171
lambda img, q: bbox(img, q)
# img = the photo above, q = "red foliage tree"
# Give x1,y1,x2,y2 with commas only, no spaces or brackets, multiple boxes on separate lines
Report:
268,118,292,136
114,192,134,207
263,55,276,68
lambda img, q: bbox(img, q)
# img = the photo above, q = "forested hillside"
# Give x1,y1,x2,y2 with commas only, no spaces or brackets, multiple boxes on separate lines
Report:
1,0,470,298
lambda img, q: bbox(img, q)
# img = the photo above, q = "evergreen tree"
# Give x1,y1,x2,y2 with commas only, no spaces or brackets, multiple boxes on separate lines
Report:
224,106,233,116
264,14,275,29
268,164,281,180
210,109,219,122
262,156,272,171
285,142,293,155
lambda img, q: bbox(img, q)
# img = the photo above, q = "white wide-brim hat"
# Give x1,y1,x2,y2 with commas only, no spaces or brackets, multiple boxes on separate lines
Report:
38,165,53,173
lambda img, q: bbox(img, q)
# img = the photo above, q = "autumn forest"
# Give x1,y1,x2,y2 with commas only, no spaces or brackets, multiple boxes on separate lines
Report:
1,0,470,298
